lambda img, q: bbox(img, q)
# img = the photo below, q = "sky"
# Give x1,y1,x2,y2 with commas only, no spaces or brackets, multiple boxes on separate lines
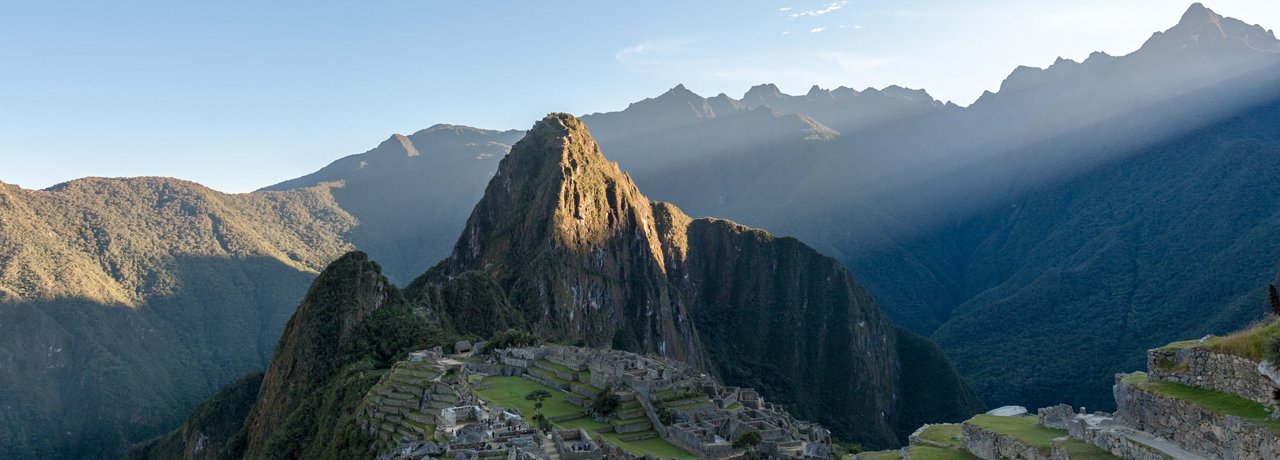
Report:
2,1,1278,193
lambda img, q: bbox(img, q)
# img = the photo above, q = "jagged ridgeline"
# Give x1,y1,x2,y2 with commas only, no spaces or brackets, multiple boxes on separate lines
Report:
133,114,980,458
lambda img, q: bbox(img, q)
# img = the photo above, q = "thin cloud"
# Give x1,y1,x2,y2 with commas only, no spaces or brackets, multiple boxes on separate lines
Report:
810,27,826,33
614,39,696,64
779,7,793,12
781,31,792,36
784,1,848,18
838,24,864,29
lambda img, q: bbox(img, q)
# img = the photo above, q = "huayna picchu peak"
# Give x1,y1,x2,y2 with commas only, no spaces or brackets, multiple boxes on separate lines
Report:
130,114,982,459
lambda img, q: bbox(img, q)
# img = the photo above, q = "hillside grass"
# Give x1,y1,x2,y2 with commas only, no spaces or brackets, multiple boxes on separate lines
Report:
1207,321,1280,362
1124,372,1280,433
1157,320,1280,363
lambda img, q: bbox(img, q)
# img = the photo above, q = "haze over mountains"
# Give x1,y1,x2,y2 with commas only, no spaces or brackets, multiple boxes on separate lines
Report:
3,3,1280,458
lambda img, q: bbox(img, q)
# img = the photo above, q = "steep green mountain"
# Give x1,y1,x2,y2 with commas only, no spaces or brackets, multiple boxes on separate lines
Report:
927,95,1280,412
124,372,263,460
127,252,442,460
238,252,437,459
0,178,355,459
405,113,981,446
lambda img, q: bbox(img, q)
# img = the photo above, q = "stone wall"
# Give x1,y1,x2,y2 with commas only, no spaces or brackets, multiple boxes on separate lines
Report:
1077,427,1174,460
1148,347,1279,409
961,423,1051,460
1114,377,1280,459
465,362,521,377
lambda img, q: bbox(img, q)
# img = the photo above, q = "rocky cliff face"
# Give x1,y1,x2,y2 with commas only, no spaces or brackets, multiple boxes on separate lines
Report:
408,114,706,366
407,114,981,446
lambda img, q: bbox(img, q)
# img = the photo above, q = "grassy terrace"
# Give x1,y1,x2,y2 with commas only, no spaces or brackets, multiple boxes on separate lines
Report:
855,450,902,460
913,424,963,449
1158,320,1279,362
473,376,583,419
1122,372,1280,433
965,415,1116,458
907,445,978,460
903,424,977,460
537,359,576,374
597,430,695,460
529,367,571,385
473,376,694,459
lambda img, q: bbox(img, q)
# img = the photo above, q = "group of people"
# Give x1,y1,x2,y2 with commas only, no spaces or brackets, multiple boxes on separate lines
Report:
565,442,595,452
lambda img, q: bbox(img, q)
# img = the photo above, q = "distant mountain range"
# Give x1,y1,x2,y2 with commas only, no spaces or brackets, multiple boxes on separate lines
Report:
130,115,980,459
3,3,1279,458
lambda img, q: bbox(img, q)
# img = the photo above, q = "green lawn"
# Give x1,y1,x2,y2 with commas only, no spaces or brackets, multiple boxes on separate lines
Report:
558,416,611,432
913,424,963,449
906,445,977,460
1124,372,1280,433
966,415,1063,453
597,430,695,460
475,376,694,459
473,376,583,419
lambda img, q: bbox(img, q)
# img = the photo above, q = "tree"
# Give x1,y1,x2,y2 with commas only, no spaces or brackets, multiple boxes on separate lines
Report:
733,431,762,449
525,389,551,413
533,413,553,432
591,388,620,417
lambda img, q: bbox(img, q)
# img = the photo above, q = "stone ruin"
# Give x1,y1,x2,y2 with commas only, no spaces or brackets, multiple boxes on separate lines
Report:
364,343,835,459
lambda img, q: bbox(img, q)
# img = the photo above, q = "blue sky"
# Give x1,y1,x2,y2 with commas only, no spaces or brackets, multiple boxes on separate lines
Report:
2,1,1277,193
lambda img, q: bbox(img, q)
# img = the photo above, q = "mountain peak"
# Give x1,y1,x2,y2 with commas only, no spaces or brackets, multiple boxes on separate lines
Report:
656,83,700,101
1178,3,1216,28
1148,2,1280,53
445,113,664,268
743,83,784,100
